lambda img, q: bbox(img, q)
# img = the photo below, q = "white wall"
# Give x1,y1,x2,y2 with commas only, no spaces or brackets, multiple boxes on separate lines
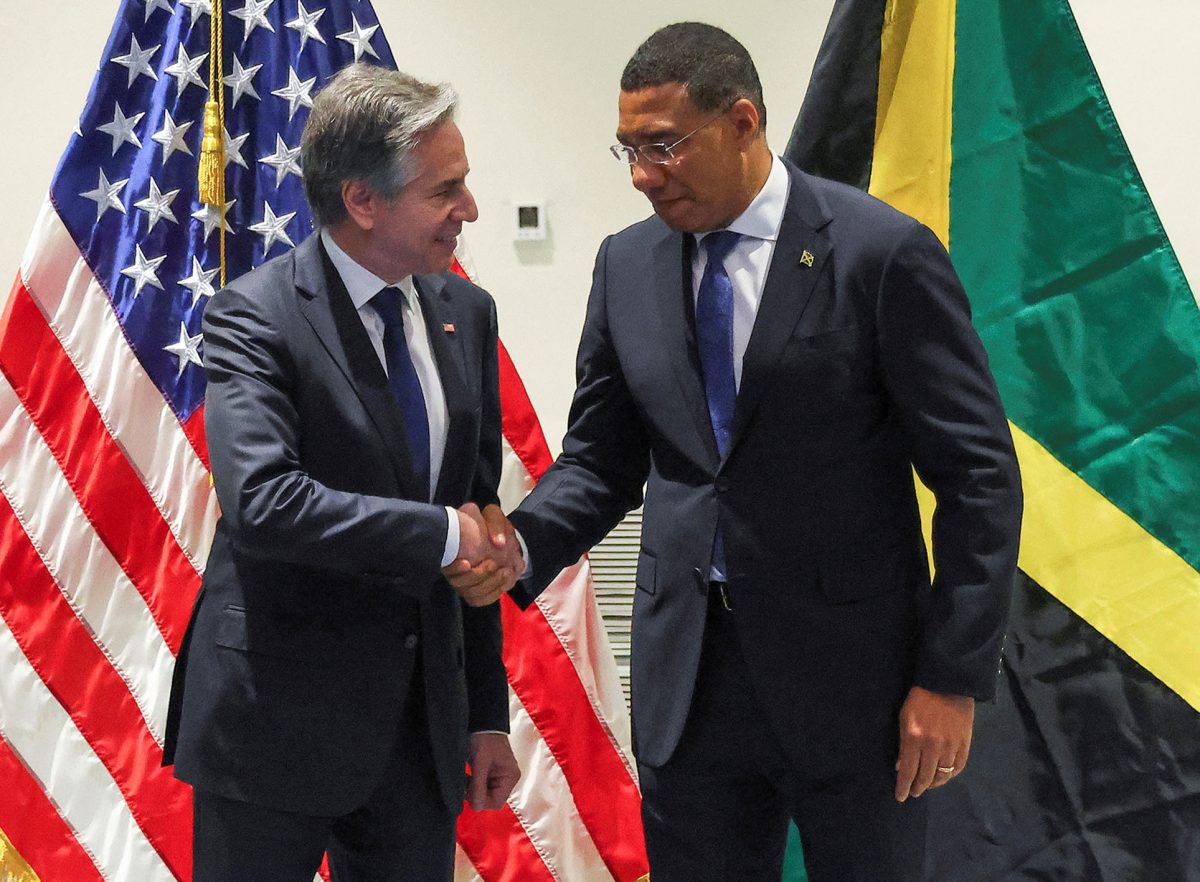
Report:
1,1,1195,454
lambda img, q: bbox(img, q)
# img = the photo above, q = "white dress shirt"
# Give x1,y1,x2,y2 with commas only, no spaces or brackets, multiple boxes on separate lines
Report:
320,229,460,566
692,153,791,391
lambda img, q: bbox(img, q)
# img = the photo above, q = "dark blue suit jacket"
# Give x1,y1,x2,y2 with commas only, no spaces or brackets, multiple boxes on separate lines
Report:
164,234,508,815
510,162,1022,777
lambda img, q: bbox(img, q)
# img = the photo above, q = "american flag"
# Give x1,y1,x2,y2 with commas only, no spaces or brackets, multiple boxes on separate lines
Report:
0,1,646,880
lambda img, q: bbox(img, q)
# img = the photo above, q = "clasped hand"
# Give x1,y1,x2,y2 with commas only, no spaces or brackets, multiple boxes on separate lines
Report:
442,502,524,606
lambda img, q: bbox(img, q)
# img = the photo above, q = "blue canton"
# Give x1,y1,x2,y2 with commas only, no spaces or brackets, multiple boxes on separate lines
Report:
52,0,397,421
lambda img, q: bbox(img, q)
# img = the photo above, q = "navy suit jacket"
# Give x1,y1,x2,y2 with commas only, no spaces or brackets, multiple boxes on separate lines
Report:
164,234,508,815
509,161,1022,777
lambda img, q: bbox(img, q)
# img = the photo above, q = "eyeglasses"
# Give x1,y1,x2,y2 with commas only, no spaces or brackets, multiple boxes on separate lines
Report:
609,113,724,166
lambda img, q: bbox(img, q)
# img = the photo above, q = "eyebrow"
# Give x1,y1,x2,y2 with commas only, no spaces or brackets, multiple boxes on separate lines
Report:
616,128,678,145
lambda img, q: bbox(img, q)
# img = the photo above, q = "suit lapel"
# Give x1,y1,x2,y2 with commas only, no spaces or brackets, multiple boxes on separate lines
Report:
414,274,472,505
650,227,722,465
295,236,426,500
728,166,833,455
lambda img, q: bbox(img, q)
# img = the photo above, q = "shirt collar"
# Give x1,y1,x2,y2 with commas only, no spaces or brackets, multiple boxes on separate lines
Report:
320,227,417,309
695,153,790,247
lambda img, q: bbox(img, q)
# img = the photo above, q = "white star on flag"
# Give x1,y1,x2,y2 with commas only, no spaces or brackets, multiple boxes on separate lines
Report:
179,258,219,307
152,110,194,162
163,322,205,375
179,0,213,25
337,14,379,61
230,0,276,41
134,178,180,231
272,68,317,122
98,102,145,156
286,2,327,52
223,56,262,108
223,128,250,169
80,169,130,221
139,0,173,23
249,202,297,252
164,45,208,98
192,199,236,242
111,35,160,88
259,134,302,186
120,245,166,298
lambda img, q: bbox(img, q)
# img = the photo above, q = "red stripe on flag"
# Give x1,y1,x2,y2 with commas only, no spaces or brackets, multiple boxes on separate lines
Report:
496,340,554,481
456,804,557,882
0,494,193,880
500,597,648,881
0,737,105,882
0,279,199,653
183,404,209,472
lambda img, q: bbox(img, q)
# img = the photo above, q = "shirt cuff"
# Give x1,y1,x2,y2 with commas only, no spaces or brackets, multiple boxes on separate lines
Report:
514,529,532,579
440,506,459,568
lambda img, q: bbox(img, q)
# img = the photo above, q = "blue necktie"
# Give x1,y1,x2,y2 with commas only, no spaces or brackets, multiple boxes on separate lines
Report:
695,230,740,581
372,286,431,498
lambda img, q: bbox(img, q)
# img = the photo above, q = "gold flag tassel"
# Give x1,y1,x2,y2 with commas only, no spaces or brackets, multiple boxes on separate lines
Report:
198,0,227,285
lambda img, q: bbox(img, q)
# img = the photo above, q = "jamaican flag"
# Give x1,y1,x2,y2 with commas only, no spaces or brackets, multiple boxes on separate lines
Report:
784,0,1200,878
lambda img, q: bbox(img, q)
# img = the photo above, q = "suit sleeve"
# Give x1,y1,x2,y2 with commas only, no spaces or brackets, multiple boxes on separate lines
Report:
877,221,1023,700
508,236,652,606
460,293,508,732
202,282,449,597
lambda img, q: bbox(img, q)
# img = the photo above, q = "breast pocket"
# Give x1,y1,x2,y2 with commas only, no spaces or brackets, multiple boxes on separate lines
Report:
775,326,870,417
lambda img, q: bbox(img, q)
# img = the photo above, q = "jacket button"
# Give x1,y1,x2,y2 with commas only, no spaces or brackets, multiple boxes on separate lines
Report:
715,477,730,493
403,634,419,650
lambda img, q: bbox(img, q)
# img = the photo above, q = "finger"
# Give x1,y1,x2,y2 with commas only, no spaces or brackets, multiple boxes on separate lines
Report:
441,558,473,577
448,560,500,590
909,746,941,798
486,771,518,809
481,504,509,547
894,738,919,802
929,761,956,789
459,575,510,606
460,501,481,519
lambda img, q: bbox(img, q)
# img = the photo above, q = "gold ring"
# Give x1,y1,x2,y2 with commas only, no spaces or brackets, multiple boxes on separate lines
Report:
936,765,955,774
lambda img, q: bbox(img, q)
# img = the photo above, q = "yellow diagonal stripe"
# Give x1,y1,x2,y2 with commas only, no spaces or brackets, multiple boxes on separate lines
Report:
878,0,1200,711
0,828,41,882
1013,427,1200,711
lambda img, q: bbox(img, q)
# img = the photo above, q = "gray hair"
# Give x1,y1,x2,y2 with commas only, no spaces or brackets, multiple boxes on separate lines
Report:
301,63,458,226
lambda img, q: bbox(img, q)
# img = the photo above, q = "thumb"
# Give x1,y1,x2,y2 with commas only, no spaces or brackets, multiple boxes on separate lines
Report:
466,760,488,811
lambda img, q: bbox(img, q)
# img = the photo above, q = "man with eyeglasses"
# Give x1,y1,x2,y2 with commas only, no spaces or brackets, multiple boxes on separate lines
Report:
491,20,1021,882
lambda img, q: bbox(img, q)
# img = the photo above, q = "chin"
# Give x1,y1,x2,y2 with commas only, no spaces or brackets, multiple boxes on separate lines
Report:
651,201,710,234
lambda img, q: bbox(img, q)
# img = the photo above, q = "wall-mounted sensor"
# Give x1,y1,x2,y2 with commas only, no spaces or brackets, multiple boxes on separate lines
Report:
514,202,546,241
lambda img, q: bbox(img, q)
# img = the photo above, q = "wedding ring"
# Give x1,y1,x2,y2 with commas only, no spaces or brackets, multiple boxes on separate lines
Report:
936,765,955,774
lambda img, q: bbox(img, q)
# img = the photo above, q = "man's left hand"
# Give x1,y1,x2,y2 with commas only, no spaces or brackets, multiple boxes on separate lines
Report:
466,732,521,811
894,685,974,802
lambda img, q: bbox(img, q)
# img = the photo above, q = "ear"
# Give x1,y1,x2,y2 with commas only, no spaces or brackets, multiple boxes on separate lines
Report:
341,180,375,232
727,97,762,150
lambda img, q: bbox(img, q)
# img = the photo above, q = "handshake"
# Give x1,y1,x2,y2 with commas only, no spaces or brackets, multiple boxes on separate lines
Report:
441,502,525,606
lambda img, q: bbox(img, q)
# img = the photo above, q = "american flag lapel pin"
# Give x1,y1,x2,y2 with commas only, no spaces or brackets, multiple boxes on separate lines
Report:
442,322,456,334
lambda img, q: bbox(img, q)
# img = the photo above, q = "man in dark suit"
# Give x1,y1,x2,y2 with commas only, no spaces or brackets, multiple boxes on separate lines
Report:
164,63,522,882
498,22,1022,882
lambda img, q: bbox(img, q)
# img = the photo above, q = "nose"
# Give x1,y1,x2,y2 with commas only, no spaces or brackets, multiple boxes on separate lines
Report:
456,185,479,223
630,158,665,193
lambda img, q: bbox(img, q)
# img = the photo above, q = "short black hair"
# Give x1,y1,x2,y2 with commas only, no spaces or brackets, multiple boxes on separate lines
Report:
621,22,766,131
